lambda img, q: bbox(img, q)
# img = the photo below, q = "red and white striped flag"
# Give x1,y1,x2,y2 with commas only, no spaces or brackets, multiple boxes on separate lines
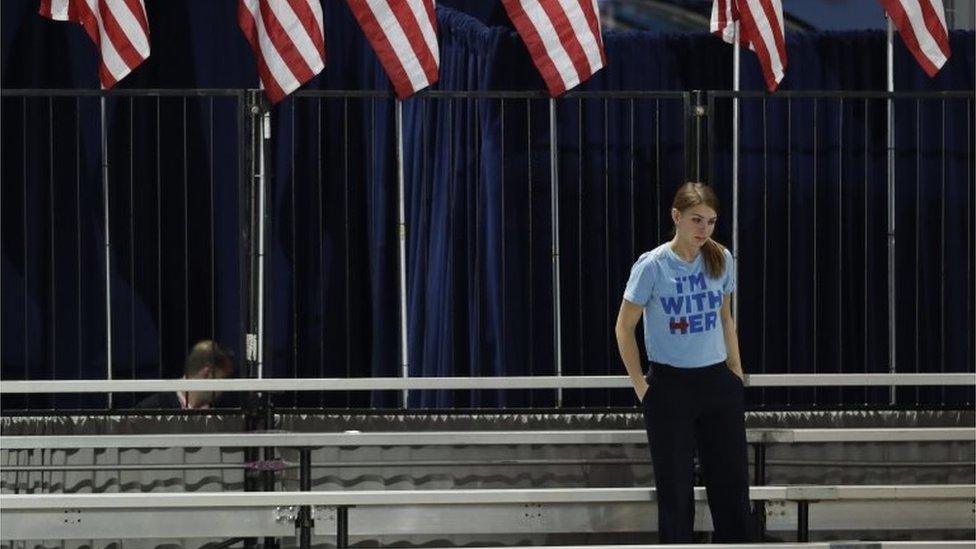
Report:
501,0,606,97
38,0,151,89
238,0,326,104
345,0,439,99
878,0,951,77
711,0,787,92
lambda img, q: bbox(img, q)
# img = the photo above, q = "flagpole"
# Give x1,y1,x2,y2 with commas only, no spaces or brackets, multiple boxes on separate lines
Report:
732,21,741,324
549,97,563,408
256,102,269,380
395,99,410,408
101,96,113,408
886,14,897,405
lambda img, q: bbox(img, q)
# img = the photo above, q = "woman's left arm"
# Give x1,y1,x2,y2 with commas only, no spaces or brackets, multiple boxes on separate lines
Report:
720,294,744,380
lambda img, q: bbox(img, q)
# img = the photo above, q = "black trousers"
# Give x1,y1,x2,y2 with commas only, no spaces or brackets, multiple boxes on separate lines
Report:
641,361,754,543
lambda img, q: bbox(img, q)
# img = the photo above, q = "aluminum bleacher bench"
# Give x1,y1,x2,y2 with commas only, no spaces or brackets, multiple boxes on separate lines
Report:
2,484,972,546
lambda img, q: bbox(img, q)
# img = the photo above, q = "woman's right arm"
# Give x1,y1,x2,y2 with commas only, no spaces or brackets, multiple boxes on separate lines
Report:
615,299,648,401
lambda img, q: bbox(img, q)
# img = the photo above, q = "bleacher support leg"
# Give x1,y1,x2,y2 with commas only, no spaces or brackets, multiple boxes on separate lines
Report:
753,443,767,539
299,448,312,549
797,501,809,542
337,506,349,549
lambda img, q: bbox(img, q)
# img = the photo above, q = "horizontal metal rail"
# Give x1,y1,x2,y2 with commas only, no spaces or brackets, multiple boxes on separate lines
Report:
1,428,973,450
706,90,973,99
2,485,972,510
1,373,973,394
0,88,245,97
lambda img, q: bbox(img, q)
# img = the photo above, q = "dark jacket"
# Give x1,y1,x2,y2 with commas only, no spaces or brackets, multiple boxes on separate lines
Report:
134,391,183,409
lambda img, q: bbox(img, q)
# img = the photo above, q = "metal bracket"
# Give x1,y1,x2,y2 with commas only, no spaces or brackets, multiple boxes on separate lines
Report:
273,505,298,523
765,500,789,519
246,333,258,362
62,509,82,525
521,503,546,527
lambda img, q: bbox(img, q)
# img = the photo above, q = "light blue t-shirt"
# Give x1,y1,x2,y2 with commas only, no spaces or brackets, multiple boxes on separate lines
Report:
623,243,735,368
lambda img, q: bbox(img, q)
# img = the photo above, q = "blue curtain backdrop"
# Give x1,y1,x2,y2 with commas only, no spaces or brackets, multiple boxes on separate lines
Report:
2,1,973,409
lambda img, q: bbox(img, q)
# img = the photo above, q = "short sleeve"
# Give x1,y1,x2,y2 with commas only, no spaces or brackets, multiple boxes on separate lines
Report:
722,248,735,294
623,254,656,306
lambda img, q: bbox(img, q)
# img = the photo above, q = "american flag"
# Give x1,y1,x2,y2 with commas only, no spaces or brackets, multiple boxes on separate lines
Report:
38,0,151,89
346,0,440,99
878,0,951,77
501,0,606,97
711,0,787,92
238,0,326,104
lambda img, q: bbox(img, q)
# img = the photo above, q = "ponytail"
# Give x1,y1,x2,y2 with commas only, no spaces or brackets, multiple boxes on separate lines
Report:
701,238,725,280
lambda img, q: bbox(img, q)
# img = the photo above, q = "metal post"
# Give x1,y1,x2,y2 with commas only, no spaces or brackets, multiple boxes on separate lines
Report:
395,100,410,408
336,506,349,549
692,91,705,181
796,501,809,542
732,21,741,323
886,15,897,405
753,443,767,540
263,391,277,512
549,98,563,407
101,96,113,408
298,448,312,549
257,104,270,380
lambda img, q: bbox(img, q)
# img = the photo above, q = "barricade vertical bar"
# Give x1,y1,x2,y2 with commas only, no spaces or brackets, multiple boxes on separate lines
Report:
49,98,56,390
501,98,509,405
940,98,947,406
969,98,974,406
863,98,869,407
629,98,635,270
577,97,584,409
837,99,844,406
886,18,897,406
732,23,741,324
762,95,768,407
157,97,164,382
127,98,135,395
693,91,703,181
656,98,661,241
209,97,215,344
343,98,350,406
291,99,299,403
318,97,326,409
396,99,410,409
77,97,83,386
813,98,818,406
603,98,610,407
549,97,563,408
786,97,792,408
527,97,535,400
101,96,113,409
915,99,921,406
258,99,269,380
183,97,189,362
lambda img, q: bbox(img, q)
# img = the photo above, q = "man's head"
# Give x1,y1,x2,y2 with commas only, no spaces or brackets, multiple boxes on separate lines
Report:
183,340,234,408
185,340,234,380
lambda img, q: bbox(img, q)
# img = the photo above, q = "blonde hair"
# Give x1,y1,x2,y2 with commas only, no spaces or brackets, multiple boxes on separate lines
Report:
672,182,725,279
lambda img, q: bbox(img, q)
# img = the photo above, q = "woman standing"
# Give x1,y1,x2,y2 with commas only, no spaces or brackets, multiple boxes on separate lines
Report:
615,182,753,543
